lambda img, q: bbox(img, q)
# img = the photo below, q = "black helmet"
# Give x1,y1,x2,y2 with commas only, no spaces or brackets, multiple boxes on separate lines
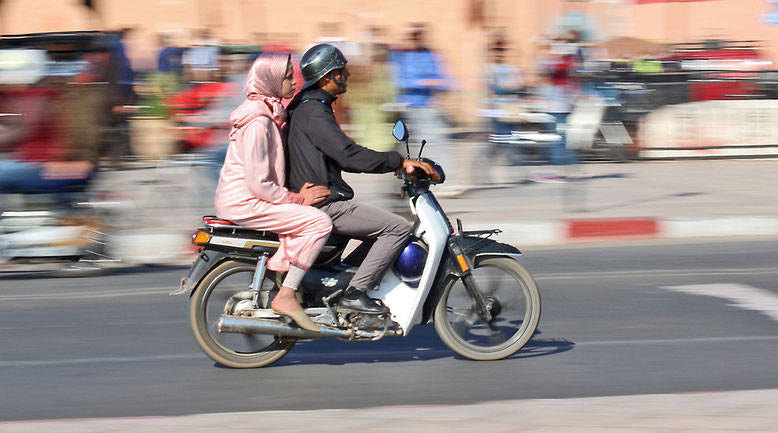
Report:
300,43,348,90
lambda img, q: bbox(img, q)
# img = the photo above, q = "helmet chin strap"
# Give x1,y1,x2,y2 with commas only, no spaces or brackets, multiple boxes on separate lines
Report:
329,71,347,90
329,71,346,85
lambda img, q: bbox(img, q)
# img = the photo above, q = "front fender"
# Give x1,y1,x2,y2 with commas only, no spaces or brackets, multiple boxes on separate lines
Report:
460,235,522,266
419,234,522,325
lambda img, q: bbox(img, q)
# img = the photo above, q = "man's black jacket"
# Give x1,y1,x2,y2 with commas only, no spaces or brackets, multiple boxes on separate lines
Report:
286,87,404,207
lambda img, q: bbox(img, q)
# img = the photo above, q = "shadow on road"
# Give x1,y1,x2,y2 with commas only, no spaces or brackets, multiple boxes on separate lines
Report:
238,328,575,369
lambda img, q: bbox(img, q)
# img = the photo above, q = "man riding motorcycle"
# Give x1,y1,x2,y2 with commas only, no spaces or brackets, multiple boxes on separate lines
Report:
286,43,436,315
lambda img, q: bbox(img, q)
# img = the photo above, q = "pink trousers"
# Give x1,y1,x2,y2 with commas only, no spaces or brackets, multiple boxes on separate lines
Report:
228,202,332,272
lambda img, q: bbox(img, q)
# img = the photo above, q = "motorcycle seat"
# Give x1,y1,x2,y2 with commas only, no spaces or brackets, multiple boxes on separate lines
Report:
202,216,279,242
201,215,351,245
199,215,349,264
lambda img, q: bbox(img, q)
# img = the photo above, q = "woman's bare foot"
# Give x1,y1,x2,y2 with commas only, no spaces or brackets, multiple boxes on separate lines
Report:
270,286,303,313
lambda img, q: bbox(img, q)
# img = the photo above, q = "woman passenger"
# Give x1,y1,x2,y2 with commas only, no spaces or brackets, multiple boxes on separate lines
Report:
214,52,332,332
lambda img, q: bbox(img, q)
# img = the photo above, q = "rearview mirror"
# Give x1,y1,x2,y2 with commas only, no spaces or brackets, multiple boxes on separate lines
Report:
392,120,409,142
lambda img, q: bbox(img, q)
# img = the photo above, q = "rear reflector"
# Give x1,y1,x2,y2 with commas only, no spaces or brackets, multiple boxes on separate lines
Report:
193,231,211,245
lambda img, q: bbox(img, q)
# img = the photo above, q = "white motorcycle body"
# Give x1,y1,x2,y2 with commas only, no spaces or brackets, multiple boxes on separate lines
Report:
373,193,451,335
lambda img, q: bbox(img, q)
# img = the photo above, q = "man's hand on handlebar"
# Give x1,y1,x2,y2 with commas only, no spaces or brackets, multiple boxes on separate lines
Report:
402,159,439,182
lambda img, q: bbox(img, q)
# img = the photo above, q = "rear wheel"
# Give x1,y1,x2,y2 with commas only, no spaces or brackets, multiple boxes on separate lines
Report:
190,260,294,368
434,257,540,361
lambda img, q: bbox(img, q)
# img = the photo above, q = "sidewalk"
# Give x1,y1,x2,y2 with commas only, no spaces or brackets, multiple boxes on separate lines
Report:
2,389,775,432
376,154,778,247
88,154,778,266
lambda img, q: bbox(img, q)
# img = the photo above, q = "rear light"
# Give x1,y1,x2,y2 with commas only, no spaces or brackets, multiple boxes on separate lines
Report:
192,230,211,245
202,216,239,226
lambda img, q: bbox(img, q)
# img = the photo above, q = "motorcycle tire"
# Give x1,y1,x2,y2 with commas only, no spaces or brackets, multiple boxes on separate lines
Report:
434,257,541,361
190,259,295,368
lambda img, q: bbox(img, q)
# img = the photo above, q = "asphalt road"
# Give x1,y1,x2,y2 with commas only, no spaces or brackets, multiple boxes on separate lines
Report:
1,238,777,421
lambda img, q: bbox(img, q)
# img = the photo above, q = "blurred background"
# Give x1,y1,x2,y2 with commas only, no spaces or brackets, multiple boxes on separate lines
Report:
1,3,778,428
2,0,778,269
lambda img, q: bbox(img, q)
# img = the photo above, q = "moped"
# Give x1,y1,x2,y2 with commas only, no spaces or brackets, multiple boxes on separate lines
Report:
173,120,541,368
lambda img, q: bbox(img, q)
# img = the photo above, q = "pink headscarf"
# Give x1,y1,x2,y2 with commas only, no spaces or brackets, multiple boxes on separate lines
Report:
229,52,291,138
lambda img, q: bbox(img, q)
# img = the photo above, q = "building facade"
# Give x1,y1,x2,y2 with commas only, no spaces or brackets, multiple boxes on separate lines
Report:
2,0,777,121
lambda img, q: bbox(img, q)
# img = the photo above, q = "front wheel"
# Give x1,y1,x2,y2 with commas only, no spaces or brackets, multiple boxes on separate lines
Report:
190,260,295,368
434,257,541,361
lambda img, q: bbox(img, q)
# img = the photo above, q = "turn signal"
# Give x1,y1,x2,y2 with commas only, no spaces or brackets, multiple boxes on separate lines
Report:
193,231,211,245
456,254,470,272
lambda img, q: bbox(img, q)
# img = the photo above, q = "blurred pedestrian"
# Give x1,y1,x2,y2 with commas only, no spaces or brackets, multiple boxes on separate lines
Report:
485,37,524,136
182,29,220,83
156,33,184,78
195,52,252,178
345,27,399,210
482,37,526,175
110,28,136,103
101,30,138,165
532,47,580,182
388,24,464,195
349,26,396,152
214,52,332,332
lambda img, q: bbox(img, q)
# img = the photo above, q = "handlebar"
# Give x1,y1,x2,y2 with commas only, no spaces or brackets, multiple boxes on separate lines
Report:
396,158,445,193
405,165,432,181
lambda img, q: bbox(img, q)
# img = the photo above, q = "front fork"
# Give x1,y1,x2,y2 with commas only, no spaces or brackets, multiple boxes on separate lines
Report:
447,237,493,323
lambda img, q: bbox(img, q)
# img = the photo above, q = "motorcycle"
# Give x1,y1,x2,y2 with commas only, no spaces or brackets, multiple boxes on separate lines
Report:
0,182,119,274
172,120,541,368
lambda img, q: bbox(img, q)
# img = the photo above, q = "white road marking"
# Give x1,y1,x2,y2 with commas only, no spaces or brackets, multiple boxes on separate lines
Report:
660,283,778,321
577,335,778,346
535,267,778,280
0,320,185,331
0,353,204,367
0,286,173,301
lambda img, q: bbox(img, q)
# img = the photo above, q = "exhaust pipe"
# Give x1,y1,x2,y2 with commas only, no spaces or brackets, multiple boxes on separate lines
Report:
217,314,393,339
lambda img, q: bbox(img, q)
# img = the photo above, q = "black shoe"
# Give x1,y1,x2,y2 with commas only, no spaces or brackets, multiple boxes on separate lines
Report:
337,287,390,314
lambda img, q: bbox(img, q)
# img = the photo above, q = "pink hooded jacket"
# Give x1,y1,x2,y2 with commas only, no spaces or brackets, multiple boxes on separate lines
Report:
213,53,332,271
215,53,303,213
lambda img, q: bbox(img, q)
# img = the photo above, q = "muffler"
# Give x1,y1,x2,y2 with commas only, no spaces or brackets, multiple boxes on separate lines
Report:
217,314,393,339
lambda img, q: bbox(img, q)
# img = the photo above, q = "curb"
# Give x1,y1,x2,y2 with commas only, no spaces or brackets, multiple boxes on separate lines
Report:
467,215,778,246
1,389,776,433
121,214,778,267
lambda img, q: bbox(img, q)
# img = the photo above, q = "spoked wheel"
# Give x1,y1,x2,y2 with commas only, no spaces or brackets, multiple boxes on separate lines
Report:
190,260,295,368
434,258,541,361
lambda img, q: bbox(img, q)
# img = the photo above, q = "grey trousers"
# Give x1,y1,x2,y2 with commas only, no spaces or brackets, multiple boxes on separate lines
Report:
320,201,411,291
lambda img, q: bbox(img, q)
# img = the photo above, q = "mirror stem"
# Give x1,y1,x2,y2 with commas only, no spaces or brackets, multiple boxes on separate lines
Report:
418,140,427,159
